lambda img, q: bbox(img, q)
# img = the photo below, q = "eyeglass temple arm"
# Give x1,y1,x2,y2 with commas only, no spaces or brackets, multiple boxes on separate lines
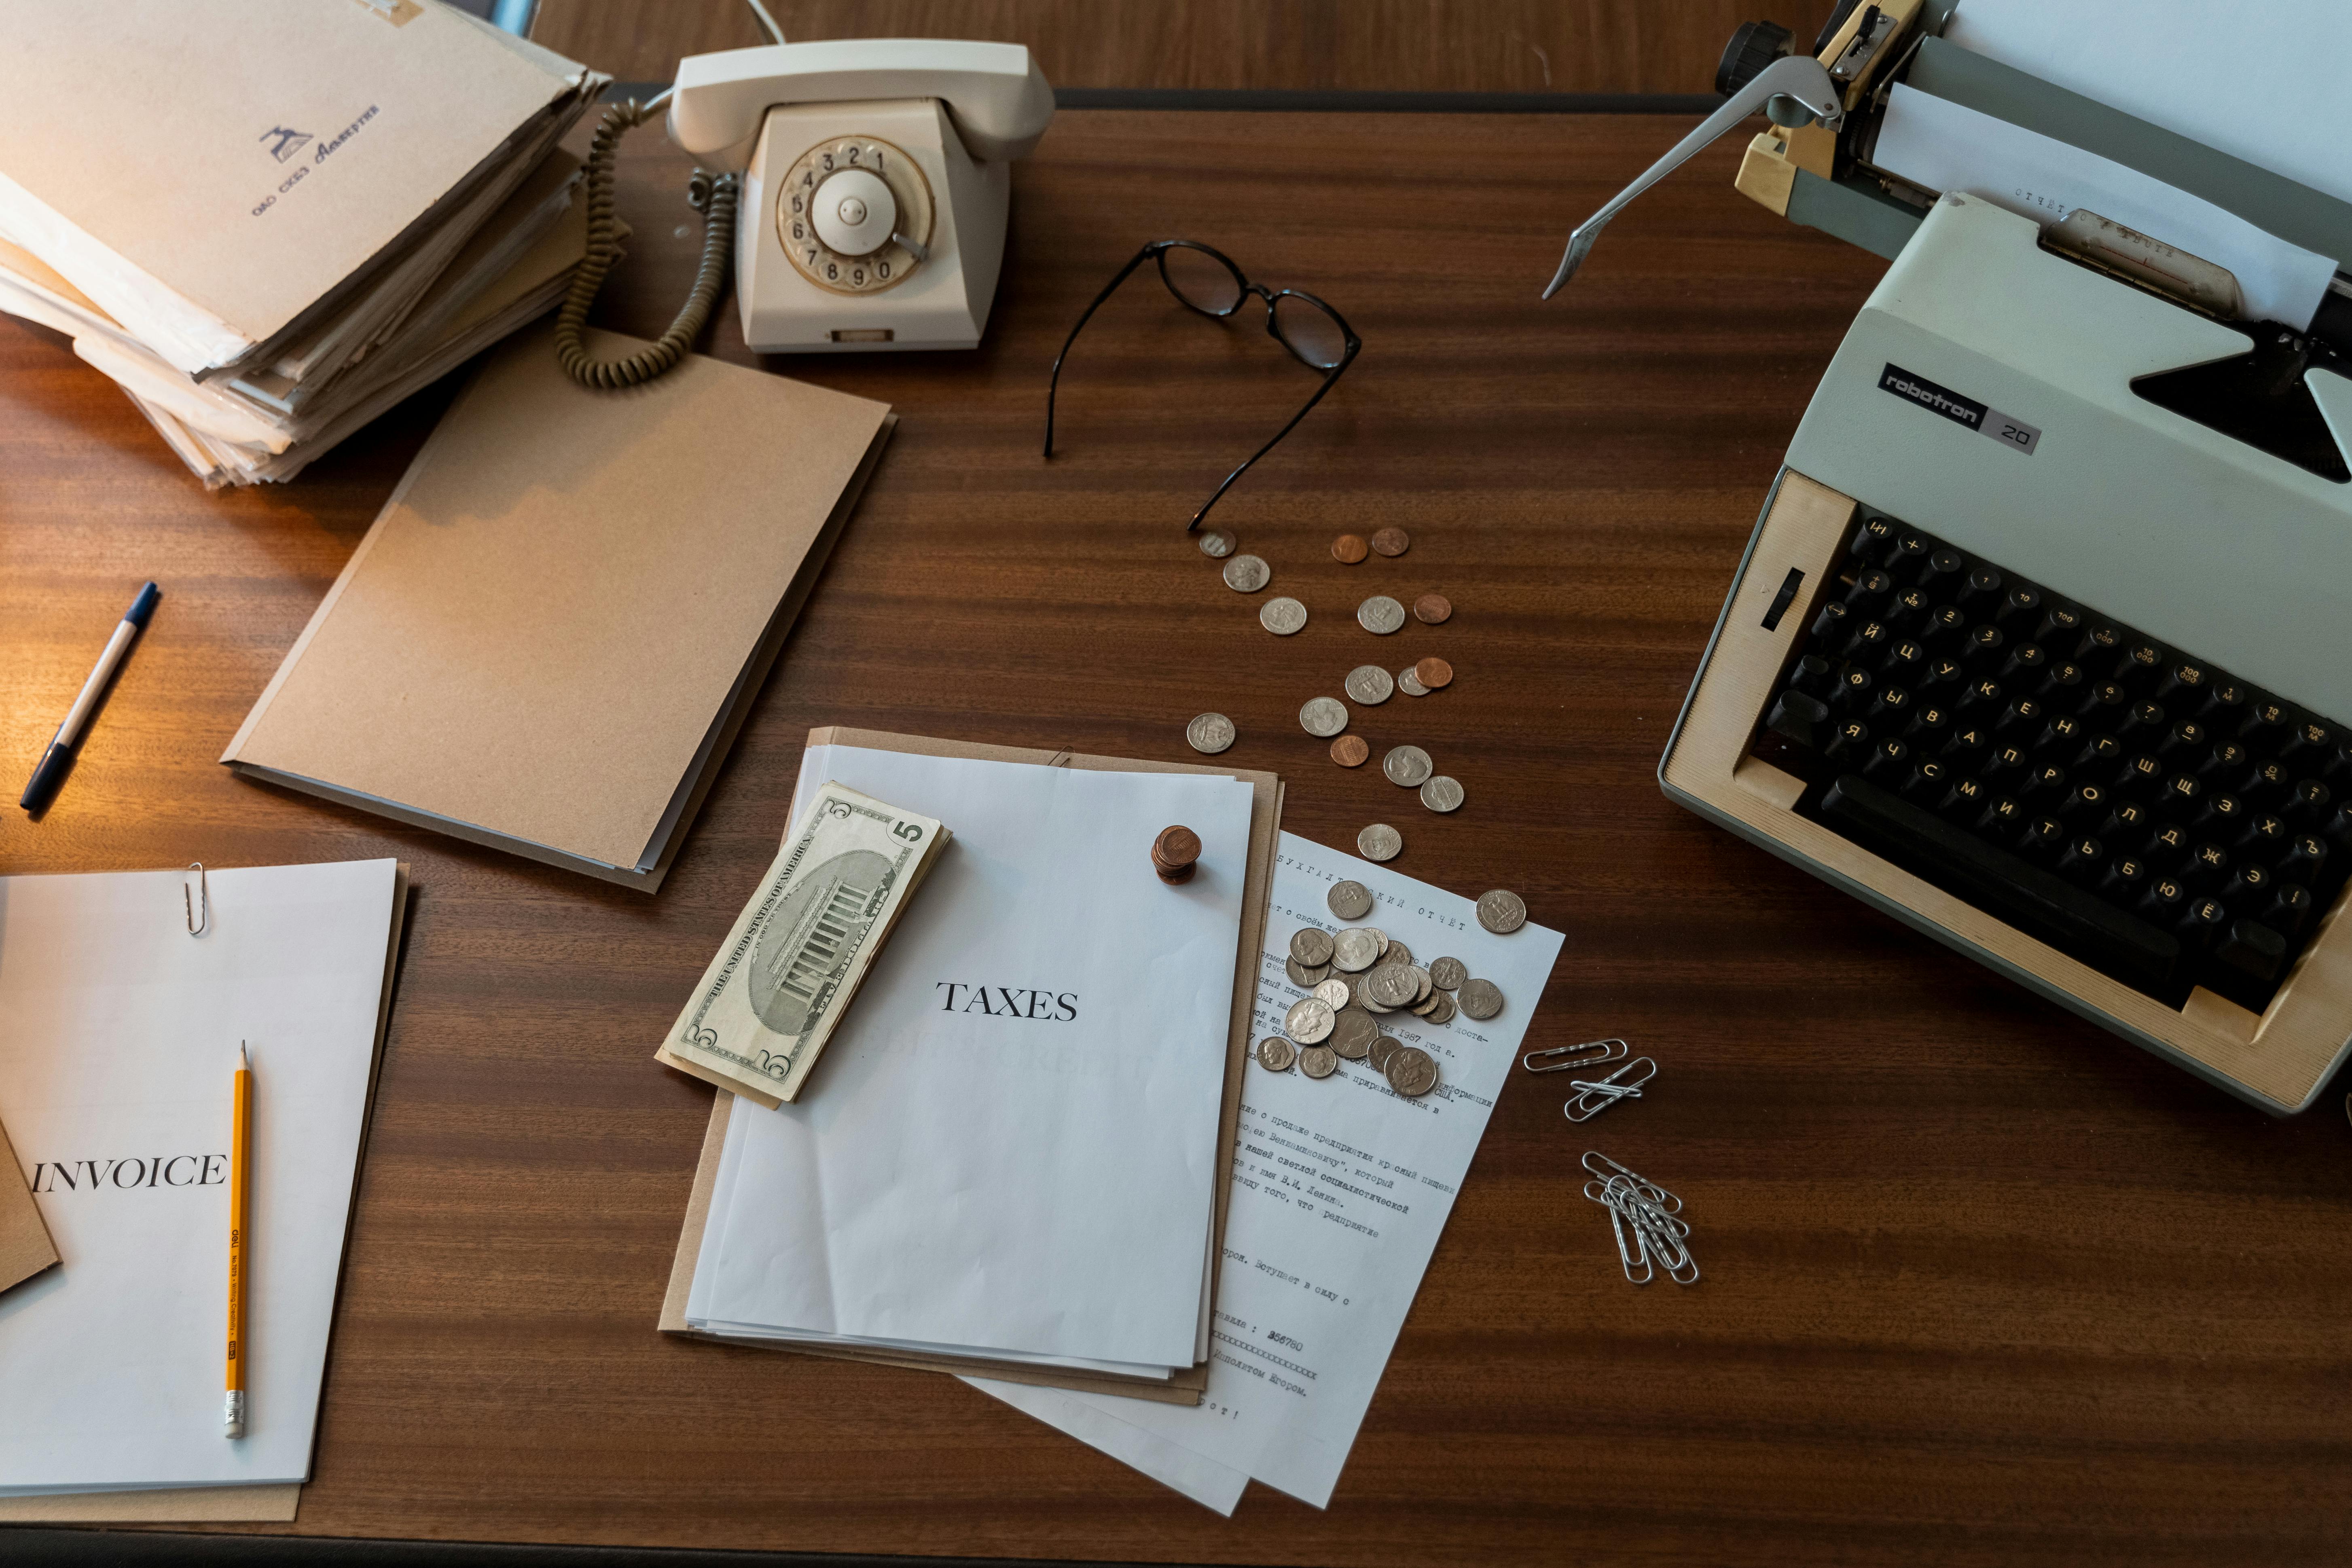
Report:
1044,243,1165,457
1190,346,1359,532
1540,54,1842,299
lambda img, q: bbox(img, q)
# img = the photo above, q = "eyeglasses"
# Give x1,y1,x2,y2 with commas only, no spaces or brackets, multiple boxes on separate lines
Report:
1044,240,1361,532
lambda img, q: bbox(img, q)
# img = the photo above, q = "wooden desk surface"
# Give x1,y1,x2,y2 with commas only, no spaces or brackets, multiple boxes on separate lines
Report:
2,112,2348,1568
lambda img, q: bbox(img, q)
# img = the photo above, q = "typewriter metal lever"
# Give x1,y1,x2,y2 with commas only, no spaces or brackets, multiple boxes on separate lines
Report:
1541,53,1842,298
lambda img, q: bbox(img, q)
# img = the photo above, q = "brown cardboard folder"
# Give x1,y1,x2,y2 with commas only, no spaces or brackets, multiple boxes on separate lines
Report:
658,728,1283,1405
222,326,894,891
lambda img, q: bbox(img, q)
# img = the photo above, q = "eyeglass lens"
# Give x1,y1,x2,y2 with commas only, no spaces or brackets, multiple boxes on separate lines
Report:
1271,294,1349,370
1158,246,1243,315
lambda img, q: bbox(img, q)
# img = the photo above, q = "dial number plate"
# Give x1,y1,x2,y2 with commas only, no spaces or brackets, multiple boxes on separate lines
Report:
778,135,933,296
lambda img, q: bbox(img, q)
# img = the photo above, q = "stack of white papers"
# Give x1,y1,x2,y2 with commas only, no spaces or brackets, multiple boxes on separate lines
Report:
0,1,604,486
972,833,1565,1513
0,860,404,1501
680,741,1260,1380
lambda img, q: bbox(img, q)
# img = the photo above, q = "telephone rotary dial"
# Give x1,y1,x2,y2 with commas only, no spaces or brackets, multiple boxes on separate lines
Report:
779,135,933,295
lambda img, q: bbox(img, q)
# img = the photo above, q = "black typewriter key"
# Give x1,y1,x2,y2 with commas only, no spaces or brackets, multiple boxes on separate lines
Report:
2035,660,2086,702
1998,643,2047,683
2113,641,2164,688
2101,798,2148,840
2118,753,2164,791
2178,896,2229,942
2078,680,2130,720
1833,665,1875,709
2183,842,2230,889
2115,700,2168,740
1922,655,1965,690
1810,600,1850,643
1789,653,1835,697
1901,757,1950,802
2055,834,2104,880
1994,696,2044,735
2240,758,2290,802
2058,781,2105,821
1866,685,1912,724
2101,855,2149,898
2198,679,2248,725
1995,584,2042,631
2198,739,2248,780
1887,532,1931,575
2238,698,2291,746
1849,515,1897,563
1881,638,1927,681
1939,775,1988,821
2076,624,2124,662
1904,703,1952,742
1825,719,1872,762
1941,722,1992,760
2286,777,2333,827
2278,834,2327,880
1917,548,1967,594
2263,883,2314,937
1920,604,1968,648
2281,719,2333,763
2195,792,2245,834
1957,677,2007,713
2138,875,2188,920
2035,713,2084,756
2159,772,2203,811
2329,744,2352,787
2033,604,2083,645
2016,816,2067,861
2221,862,2271,904
2079,733,2125,772
2157,719,2206,760
1843,620,1891,659
1884,586,1933,629
1862,736,1911,782
1982,742,2031,783
2154,662,2207,706
2147,820,2191,858
1764,691,1830,750
1844,567,1897,607
2020,762,2068,800
1954,565,2004,612
1979,796,2026,834
2211,917,2288,984
2237,812,2288,852
1960,624,2006,667
2327,806,2352,852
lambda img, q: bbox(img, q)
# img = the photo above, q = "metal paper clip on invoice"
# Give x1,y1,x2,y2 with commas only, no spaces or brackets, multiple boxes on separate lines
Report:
1540,53,1842,297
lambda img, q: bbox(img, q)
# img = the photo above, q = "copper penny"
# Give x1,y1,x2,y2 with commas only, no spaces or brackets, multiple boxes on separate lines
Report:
1331,533,1370,565
1370,527,1410,557
1414,656,1454,690
1329,735,1370,768
1153,825,1202,869
1413,592,1452,624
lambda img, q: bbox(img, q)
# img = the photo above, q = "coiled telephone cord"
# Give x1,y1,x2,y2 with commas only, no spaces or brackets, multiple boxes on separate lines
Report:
555,97,740,389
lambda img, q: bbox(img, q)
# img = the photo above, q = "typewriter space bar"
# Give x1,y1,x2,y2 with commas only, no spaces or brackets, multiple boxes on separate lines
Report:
1819,774,2182,992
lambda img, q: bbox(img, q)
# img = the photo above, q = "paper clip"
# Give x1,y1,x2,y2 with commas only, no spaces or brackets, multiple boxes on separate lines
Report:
1579,1156,1700,1287
1564,1057,1656,1122
1580,1151,1681,1214
1523,1037,1629,1074
184,863,209,938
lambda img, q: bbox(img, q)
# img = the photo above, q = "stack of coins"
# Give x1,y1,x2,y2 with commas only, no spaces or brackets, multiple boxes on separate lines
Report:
1153,825,1201,884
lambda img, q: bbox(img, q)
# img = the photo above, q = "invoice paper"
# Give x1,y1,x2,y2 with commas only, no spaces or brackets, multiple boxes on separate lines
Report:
0,859,400,1492
969,833,1565,1510
1874,84,2337,328
686,744,1256,1372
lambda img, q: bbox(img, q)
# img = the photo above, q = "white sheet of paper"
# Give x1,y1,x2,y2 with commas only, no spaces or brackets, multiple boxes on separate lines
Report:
1874,83,2337,328
968,833,1564,1509
0,859,398,1492
686,744,1255,1371
1946,0,2352,216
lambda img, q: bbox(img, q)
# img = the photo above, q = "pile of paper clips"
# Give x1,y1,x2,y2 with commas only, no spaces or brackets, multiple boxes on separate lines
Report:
1581,1151,1698,1286
1522,1037,1655,1122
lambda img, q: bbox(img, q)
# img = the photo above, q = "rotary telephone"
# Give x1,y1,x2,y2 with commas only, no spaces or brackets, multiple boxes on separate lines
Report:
557,30,1054,385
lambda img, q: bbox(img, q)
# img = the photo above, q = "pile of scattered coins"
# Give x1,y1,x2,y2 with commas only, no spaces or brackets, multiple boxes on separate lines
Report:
1254,879,1527,1096
1181,524,1464,865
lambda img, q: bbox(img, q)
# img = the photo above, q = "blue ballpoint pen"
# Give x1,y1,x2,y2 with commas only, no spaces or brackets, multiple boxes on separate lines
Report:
21,581,160,813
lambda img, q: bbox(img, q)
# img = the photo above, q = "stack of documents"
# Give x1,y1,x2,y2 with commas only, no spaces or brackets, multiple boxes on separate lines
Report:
0,859,408,1522
0,0,604,485
663,730,1280,1399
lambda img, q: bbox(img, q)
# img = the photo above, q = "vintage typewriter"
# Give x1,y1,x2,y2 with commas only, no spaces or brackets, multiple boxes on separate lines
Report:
1548,2,2352,1111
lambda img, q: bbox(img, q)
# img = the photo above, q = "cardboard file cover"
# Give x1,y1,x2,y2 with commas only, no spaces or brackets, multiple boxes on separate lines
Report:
0,1115,59,1297
657,728,1283,1405
222,325,895,890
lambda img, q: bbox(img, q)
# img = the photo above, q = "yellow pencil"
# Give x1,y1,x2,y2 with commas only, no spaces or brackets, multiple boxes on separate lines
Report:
224,1041,250,1439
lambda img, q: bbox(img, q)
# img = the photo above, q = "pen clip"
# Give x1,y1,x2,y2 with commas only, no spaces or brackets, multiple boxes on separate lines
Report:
185,863,209,937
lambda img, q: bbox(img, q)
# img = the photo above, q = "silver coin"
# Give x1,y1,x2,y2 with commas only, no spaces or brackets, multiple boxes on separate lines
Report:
1383,940,1414,970
1368,928,1391,958
1256,1035,1297,1072
1397,666,1430,697
1198,529,1238,559
1283,996,1336,1044
1366,965,1418,1009
1314,978,1352,1012
1285,956,1330,988
1382,745,1433,787
1299,1044,1339,1079
1222,554,1271,592
1476,889,1528,935
1412,966,1434,1003
1429,956,1468,991
1344,664,1395,705
1327,880,1374,920
1385,1045,1439,1098
1329,1010,1378,1060
1423,990,1457,1026
1300,696,1349,738
1357,595,1406,635
1357,823,1402,862
1289,927,1336,968
1368,1035,1401,1073
1332,928,1382,973
1412,990,1441,1018
1354,971,1395,1014
1420,775,1464,813
1186,713,1236,754
1260,596,1308,636
1458,978,1505,1020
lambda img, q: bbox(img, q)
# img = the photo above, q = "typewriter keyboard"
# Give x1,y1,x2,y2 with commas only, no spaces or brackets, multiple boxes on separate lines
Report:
1754,512,2352,1012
